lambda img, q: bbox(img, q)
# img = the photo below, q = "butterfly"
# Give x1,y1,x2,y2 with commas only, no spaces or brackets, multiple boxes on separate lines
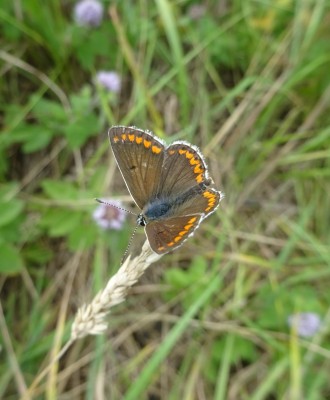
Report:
108,126,223,254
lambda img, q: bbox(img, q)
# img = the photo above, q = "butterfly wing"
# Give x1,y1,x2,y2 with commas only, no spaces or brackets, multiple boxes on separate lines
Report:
159,142,211,198
171,187,223,219
145,215,203,254
109,126,165,209
145,188,222,254
157,141,223,219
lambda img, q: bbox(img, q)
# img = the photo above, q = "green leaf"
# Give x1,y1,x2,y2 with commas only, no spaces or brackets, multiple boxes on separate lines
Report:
255,284,322,330
164,256,208,290
0,182,20,199
68,221,99,250
89,166,108,192
23,243,53,265
72,26,116,70
164,268,189,288
163,256,210,310
40,209,82,237
0,243,24,274
23,130,53,153
0,148,9,177
70,86,92,113
0,199,24,227
0,217,24,244
213,336,257,364
205,336,258,384
11,124,54,153
32,97,67,123
41,180,80,200
64,114,99,148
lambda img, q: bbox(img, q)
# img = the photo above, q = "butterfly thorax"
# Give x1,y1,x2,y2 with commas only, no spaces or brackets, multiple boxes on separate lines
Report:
143,198,172,221
136,198,172,227
136,199,170,227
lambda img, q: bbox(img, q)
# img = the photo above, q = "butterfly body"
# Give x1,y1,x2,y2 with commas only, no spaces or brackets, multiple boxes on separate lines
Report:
109,126,223,254
141,178,212,221
143,198,172,221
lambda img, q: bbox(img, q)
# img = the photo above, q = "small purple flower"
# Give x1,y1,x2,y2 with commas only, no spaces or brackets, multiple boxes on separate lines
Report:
95,71,121,93
287,312,321,338
74,0,104,27
93,199,126,230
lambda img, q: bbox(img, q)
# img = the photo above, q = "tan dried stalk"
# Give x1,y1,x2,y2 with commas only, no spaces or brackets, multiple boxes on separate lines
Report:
71,240,162,340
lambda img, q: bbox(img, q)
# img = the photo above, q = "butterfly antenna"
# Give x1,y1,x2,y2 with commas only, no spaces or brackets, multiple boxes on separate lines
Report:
95,198,137,216
95,199,141,265
120,224,139,265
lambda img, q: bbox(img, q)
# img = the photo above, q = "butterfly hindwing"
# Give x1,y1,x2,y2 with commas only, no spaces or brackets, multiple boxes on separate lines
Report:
168,187,222,220
145,215,202,254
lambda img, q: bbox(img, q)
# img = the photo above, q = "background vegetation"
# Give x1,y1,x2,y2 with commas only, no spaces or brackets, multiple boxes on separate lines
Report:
1,0,330,399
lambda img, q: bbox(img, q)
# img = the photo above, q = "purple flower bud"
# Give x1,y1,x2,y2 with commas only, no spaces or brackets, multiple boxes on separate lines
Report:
93,199,126,230
74,0,104,28
287,312,321,338
95,71,121,93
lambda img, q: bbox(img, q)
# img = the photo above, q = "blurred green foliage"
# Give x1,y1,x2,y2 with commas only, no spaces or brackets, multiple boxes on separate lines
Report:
1,0,330,399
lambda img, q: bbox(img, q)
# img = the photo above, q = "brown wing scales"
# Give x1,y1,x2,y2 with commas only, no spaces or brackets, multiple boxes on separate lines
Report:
109,126,165,209
159,143,209,198
145,215,202,254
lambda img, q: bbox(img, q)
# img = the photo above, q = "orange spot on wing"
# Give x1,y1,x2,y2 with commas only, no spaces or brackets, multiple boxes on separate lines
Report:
128,134,135,142
167,242,174,247
113,136,120,143
184,224,193,231
121,134,127,140
203,191,213,199
144,139,151,148
196,174,203,183
194,165,203,174
203,191,218,213
158,246,165,251
152,145,161,154
136,136,143,144
174,236,181,242
179,149,186,155
168,150,175,155
188,217,197,224
190,158,199,166
185,151,193,159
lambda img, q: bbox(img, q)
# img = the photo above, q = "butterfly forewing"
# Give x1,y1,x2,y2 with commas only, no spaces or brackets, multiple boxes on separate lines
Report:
146,215,202,254
109,126,165,209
